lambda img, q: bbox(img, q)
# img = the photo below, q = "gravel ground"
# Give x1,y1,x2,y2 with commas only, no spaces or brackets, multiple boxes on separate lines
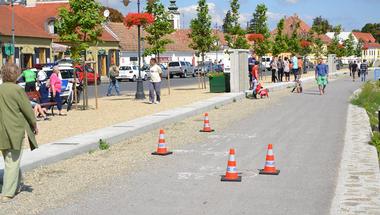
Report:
0,74,347,214
23,84,219,150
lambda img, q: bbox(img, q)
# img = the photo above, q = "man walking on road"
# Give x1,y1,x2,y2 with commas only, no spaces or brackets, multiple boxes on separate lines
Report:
360,59,368,82
351,61,358,82
107,65,122,97
149,58,162,104
315,58,329,95
291,53,298,81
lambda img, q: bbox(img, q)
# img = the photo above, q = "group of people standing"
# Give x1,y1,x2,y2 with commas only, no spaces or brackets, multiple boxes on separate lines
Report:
349,59,368,82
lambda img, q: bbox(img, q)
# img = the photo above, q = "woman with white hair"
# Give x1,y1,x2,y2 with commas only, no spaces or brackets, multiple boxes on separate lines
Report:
0,63,38,203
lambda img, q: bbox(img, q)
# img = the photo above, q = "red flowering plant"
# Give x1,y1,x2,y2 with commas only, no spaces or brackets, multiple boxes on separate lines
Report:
362,46,369,50
247,34,264,42
338,44,344,49
123,12,155,29
300,41,311,47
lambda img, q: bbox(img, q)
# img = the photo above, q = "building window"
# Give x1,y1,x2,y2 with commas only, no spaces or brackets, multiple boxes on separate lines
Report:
48,20,57,35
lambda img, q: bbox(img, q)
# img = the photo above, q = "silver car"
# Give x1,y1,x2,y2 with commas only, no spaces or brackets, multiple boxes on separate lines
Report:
194,62,217,75
144,64,168,79
168,61,194,78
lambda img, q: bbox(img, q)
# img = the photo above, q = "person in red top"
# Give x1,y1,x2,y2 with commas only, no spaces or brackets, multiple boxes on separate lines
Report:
49,66,66,116
251,61,260,99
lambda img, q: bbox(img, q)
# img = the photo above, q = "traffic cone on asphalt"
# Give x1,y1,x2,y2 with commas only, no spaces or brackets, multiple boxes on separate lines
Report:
200,113,215,132
152,129,173,156
259,144,280,175
221,149,242,182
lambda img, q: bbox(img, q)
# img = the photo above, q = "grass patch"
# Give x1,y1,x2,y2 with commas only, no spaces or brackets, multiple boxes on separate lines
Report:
350,81,380,155
99,139,110,150
344,72,348,75
233,98,237,103
214,106,219,109
287,86,292,89
89,150,95,154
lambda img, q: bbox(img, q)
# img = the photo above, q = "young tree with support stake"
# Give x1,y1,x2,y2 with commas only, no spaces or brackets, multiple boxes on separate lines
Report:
56,0,105,110
143,0,176,62
354,38,364,58
343,33,356,59
286,21,301,55
312,25,327,59
271,18,288,57
224,0,250,50
254,4,271,60
188,0,219,89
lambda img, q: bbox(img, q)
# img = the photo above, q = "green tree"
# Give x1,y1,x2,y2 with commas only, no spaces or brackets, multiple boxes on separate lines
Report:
143,0,176,62
222,10,232,33
342,33,355,57
56,0,105,62
188,0,218,60
287,21,301,54
254,3,271,58
100,7,124,22
56,0,106,110
312,36,326,59
361,23,380,44
354,38,363,58
311,16,333,34
271,18,287,57
246,11,258,34
327,24,344,57
224,0,250,50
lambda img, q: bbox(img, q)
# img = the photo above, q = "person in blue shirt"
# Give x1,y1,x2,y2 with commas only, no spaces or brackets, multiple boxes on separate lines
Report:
291,53,298,81
248,52,256,90
315,58,329,95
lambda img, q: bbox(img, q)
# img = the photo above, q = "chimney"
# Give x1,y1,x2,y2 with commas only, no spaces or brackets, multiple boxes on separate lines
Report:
294,13,298,18
343,28,345,32
284,15,287,20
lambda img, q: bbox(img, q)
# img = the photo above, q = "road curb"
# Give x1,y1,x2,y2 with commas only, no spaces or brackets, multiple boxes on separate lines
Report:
0,92,245,177
329,90,380,214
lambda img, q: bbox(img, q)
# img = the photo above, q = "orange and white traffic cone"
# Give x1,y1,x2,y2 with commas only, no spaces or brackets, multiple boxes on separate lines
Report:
259,144,280,175
221,149,242,182
199,113,215,132
152,129,173,156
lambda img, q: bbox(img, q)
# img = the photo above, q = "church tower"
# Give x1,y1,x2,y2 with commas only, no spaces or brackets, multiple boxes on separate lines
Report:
168,0,180,29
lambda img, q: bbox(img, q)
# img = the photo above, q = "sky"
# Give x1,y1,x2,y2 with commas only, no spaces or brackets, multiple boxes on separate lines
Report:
100,0,380,32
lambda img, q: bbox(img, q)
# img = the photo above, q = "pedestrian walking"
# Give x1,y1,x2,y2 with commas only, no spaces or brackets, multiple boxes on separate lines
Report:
49,66,66,116
278,56,284,82
107,65,122,97
0,63,38,203
291,53,298,81
315,58,329,95
248,52,256,89
283,57,290,82
351,60,358,82
360,59,368,82
23,68,36,92
357,60,362,78
298,57,303,77
270,56,278,83
348,60,353,76
149,58,162,104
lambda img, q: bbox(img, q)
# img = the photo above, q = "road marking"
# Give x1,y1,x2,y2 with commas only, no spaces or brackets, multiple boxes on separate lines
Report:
208,134,257,139
207,148,213,151
177,167,258,180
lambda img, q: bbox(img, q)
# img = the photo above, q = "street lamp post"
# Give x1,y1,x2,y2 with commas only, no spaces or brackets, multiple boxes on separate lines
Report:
0,0,18,60
123,0,155,100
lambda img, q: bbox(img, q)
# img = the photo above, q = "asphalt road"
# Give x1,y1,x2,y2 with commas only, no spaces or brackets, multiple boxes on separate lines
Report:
86,76,203,99
85,67,325,99
49,73,364,214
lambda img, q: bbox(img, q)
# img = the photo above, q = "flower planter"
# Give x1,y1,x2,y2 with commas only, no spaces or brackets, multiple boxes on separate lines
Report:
209,75,230,93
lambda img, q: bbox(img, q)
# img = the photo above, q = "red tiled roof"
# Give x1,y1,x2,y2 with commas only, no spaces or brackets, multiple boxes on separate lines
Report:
12,2,118,42
107,22,227,52
0,7,52,38
352,32,380,48
270,16,311,40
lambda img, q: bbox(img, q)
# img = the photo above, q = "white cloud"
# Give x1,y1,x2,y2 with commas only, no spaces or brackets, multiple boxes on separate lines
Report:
277,0,304,4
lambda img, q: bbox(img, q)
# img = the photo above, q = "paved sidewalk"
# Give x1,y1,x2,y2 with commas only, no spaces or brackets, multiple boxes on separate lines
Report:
330,102,380,214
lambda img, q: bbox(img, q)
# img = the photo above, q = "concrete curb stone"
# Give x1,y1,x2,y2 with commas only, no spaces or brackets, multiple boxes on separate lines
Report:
329,89,380,214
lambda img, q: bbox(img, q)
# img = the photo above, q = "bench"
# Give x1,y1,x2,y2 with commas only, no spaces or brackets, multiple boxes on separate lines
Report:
26,91,57,116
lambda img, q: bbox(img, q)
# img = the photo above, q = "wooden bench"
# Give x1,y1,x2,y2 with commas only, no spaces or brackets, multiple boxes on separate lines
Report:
26,91,57,116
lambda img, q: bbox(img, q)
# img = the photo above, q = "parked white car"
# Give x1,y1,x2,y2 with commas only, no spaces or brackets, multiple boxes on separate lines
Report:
117,65,147,82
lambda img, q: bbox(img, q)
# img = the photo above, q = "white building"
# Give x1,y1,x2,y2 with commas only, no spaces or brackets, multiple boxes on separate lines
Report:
168,0,180,30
